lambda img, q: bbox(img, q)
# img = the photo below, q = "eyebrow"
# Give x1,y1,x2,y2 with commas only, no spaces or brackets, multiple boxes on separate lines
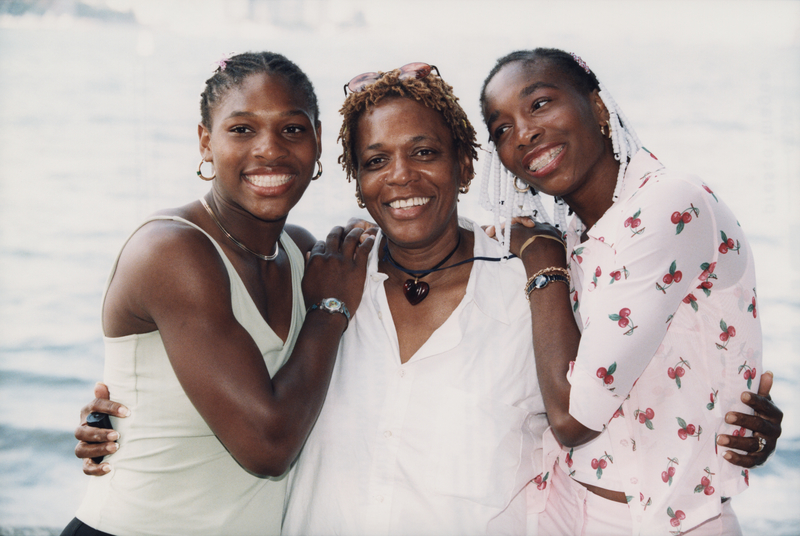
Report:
365,135,432,152
520,81,558,98
225,110,308,120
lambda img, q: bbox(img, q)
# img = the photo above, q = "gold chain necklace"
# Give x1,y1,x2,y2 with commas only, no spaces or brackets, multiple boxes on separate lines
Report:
200,198,279,261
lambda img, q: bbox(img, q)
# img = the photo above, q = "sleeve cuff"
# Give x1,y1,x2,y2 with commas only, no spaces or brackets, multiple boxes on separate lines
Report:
567,365,624,432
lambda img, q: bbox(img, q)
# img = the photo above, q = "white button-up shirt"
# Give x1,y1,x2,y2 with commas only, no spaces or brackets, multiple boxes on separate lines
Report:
283,218,547,536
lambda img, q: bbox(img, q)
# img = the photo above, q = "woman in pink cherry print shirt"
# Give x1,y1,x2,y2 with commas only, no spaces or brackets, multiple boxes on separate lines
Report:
482,48,780,535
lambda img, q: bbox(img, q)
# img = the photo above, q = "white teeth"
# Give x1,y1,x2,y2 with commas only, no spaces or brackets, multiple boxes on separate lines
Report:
528,146,564,172
245,174,293,187
388,197,431,209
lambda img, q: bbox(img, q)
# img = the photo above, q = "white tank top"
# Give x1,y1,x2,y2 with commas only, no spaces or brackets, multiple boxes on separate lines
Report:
75,215,305,536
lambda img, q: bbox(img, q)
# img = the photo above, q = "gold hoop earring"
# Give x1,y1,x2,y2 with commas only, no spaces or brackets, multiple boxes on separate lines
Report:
459,183,471,195
312,159,323,180
197,160,215,181
355,186,366,209
600,123,607,137
513,176,530,193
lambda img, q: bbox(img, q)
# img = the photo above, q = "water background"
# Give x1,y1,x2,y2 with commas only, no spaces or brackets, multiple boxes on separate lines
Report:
1,1,798,533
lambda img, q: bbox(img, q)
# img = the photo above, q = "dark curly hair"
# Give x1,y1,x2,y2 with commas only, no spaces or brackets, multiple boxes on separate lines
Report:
338,68,479,185
200,51,319,130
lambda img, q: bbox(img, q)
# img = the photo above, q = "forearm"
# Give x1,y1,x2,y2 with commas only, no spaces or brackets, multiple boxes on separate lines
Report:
521,245,599,447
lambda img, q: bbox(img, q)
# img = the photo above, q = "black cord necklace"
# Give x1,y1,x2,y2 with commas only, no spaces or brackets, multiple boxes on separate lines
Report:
382,233,515,305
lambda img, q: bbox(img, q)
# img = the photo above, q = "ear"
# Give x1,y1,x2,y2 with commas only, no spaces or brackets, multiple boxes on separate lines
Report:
198,123,213,161
590,89,610,126
315,121,323,159
457,149,474,190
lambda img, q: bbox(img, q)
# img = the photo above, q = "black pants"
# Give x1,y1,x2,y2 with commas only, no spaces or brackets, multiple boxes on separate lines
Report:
60,518,115,536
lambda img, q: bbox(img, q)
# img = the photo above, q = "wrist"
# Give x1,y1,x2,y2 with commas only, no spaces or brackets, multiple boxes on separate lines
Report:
307,297,351,331
524,268,571,301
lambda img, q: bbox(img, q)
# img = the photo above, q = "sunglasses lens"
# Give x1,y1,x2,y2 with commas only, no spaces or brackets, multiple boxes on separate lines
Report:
398,62,432,80
347,72,380,93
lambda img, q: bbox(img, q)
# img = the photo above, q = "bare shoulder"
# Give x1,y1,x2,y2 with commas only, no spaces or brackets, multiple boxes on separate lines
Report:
283,224,316,255
114,216,229,304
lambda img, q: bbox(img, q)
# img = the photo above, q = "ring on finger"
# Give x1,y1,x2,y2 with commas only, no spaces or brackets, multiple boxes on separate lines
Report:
755,435,766,453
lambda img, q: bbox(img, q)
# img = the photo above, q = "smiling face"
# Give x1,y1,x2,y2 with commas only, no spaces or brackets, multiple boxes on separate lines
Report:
354,96,470,249
483,60,615,204
199,72,321,222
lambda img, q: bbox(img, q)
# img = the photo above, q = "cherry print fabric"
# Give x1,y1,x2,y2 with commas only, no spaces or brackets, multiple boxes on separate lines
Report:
540,149,761,535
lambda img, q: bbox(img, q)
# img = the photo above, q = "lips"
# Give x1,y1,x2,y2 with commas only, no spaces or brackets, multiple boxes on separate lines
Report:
526,145,564,173
387,196,431,209
244,173,294,188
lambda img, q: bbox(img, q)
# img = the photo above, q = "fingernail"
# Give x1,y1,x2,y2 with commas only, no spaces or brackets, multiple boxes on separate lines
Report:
723,451,732,460
725,413,736,424
717,436,729,446
742,392,752,403
102,464,111,473
118,407,131,417
108,431,120,441
108,443,119,453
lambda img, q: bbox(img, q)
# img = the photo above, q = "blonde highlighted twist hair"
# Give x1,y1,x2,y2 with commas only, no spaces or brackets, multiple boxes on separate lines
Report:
338,68,480,187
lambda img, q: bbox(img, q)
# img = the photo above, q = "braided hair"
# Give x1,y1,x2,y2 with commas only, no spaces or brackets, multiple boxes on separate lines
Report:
200,51,320,130
338,69,479,187
477,48,641,250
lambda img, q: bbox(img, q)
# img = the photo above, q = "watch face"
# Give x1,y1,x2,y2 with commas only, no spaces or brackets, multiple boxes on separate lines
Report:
322,298,342,311
534,274,549,289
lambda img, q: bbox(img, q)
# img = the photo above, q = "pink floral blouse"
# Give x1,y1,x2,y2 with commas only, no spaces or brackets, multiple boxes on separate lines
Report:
538,149,761,535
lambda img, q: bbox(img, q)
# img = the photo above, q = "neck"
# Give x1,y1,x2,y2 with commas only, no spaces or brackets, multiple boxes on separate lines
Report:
563,155,620,231
381,221,465,275
204,192,285,259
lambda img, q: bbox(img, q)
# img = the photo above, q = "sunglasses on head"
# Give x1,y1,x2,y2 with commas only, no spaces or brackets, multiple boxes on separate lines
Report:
343,62,440,96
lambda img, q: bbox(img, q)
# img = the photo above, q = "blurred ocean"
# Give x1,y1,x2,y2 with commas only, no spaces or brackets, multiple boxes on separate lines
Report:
0,1,798,533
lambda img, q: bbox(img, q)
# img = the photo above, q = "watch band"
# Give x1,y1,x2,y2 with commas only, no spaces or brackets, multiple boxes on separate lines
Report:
308,298,351,330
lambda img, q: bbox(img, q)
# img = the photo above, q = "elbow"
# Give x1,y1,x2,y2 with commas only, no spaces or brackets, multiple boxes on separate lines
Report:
549,413,601,448
232,440,299,478
239,451,295,478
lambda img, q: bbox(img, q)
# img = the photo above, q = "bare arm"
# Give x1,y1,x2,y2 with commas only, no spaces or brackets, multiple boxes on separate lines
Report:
506,221,597,447
83,222,372,477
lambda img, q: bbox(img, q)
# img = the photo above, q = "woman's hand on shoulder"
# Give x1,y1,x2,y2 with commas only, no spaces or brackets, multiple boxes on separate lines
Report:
718,371,783,468
343,217,378,243
486,217,567,269
302,226,375,316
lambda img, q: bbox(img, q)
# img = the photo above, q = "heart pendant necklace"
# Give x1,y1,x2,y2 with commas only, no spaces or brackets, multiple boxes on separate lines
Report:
382,234,462,306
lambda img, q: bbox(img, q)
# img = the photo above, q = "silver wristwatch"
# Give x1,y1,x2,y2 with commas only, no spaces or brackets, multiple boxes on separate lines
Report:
308,298,351,329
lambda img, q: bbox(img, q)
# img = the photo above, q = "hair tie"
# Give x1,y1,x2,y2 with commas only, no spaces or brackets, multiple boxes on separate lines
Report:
214,52,234,72
569,52,592,75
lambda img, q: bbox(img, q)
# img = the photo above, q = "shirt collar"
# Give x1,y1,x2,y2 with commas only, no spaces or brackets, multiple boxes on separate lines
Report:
581,148,665,246
368,217,513,325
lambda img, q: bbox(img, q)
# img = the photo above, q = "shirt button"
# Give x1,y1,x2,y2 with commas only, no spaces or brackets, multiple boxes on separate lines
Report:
377,311,383,320
620,440,628,447
630,478,638,485
397,369,405,378
375,495,384,503
384,430,392,438
371,275,381,282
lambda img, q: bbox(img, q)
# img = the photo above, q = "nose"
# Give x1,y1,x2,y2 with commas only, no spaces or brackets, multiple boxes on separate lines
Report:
384,156,418,186
253,130,289,161
515,121,541,150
